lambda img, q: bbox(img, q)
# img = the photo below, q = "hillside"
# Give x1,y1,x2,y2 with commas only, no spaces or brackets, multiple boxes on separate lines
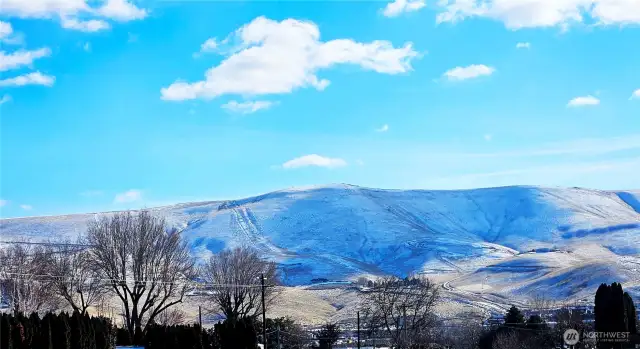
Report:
1,184,639,304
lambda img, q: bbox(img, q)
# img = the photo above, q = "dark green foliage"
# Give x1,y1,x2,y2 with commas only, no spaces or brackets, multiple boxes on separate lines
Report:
317,322,340,349
504,305,525,326
624,292,637,334
262,317,308,349
143,324,208,349
0,311,113,349
212,317,258,349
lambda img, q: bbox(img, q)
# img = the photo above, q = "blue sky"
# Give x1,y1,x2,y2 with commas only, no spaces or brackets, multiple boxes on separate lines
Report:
1,0,639,218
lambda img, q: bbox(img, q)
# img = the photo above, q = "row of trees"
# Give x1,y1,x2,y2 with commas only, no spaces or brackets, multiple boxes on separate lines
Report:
0,211,278,346
0,311,115,349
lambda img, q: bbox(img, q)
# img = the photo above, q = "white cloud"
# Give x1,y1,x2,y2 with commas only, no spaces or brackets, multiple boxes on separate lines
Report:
376,124,389,132
630,89,640,100
114,189,142,203
567,95,600,107
484,134,493,141
83,42,91,52
0,20,23,44
161,16,418,101
222,100,276,114
436,0,640,29
61,17,110,32
282,154,347,169
0,71,55,87
20,204,32,211
0,199,8,207
382,0,426,17
0,0,147,30
516,42,531,49
0,48,51,72
443,64,495,81
200,38,219,52
0,95,11,105
97,0,147,22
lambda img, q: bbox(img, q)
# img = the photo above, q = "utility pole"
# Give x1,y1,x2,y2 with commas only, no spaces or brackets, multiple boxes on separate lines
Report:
357,311,361,349
199,306,202,327
261,273,267,349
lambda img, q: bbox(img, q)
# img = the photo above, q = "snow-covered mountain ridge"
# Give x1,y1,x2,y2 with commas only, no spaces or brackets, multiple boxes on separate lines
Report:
1,184,639,292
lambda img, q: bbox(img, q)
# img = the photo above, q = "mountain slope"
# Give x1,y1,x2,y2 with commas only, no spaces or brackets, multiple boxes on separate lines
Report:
1,184,639,291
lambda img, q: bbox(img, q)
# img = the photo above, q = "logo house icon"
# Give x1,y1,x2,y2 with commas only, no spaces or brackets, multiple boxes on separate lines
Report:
564,329,580,345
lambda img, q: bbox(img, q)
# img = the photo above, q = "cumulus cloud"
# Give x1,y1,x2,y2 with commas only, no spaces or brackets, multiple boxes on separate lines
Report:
443,64,495,81
630,89,640,100
376,124,389,132
436,0,640,29
567,95,600,107
0,21,23,44
0,48,51,72
97,0,147,22
282,154,347,169
0,95,11,105
114,189,142,203
61,17,110,32
516,42,531,49
0,0,147,31
0,199,8,207
20,204,32,210
382,0,426,17
222,100,276,114
0,71,55,87
161,16,418,101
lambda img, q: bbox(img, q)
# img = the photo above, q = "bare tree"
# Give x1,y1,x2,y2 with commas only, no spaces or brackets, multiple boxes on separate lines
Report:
528,293,556,317
202,247,278,322
492,331,520,349
0,243,60,314
86,210,196,344
44,237,106,315
153,308,186,326
359,275,440,348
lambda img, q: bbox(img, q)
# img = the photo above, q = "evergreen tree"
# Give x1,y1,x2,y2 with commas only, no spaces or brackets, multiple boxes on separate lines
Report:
1,313,13,349
624,292,637,334
504,306,525,327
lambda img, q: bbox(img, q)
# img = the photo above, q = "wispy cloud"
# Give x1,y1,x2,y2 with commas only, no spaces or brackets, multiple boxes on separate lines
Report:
114,189,142,203
443,64,495,81
221,100,276,114
516,42,531,49
457,134,640,159
0,48,51,72
83,42,91,52
19,204,32,211
630,89,640,100
567,95,600,107
382,0,426,17
425,157,640,190
282,154,347,169
61,18,110,32
0,71,55,87
0,199,8,207
376,124,389,132
0,95,11,105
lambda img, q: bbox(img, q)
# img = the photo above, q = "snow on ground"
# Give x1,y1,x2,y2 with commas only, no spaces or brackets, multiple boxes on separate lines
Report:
1,184,639,310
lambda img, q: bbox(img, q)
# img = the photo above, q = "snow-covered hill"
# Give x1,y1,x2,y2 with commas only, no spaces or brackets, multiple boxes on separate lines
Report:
1,184,639,298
